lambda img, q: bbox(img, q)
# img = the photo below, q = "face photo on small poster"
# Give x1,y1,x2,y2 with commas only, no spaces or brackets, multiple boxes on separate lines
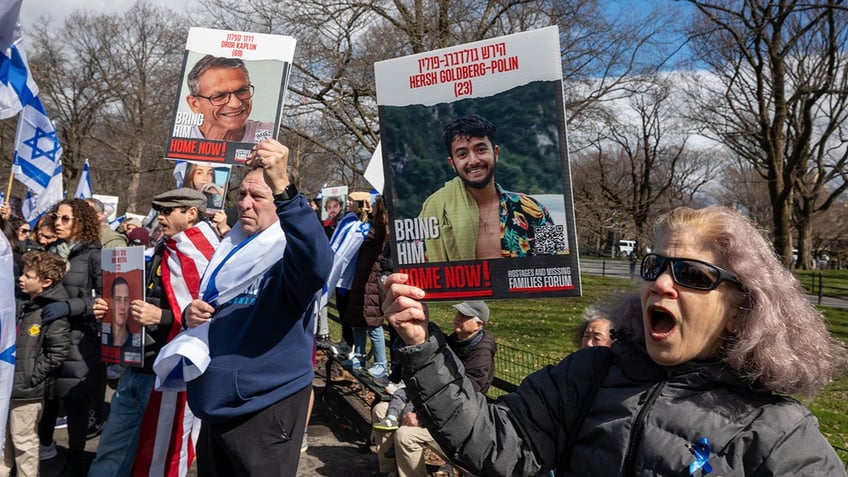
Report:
178,160,232,214
320,185,348,223
93,194,119,223
101,247,146,366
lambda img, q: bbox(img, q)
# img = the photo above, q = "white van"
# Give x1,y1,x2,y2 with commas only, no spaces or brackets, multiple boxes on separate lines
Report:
618,240,636,257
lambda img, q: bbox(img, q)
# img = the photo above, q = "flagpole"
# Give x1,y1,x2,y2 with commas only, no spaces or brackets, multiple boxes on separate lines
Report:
4,170,12,204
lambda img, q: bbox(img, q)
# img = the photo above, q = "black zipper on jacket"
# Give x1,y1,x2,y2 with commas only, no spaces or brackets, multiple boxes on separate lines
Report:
623,380,666,476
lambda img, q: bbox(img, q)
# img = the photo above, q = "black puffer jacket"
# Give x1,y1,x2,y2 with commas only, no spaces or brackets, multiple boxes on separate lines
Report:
399,337,846,476
50,241,102,396
14,283,71,401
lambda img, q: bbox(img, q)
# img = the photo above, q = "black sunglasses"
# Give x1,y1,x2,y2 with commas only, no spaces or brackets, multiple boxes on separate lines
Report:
153,206,186,216
640,253,743,291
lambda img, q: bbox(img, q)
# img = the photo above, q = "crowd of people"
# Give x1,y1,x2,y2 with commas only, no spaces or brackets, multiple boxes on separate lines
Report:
0,138,333,476
2,138,847,477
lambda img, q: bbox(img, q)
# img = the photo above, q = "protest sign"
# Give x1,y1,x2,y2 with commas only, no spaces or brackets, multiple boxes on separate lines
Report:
179,160,231,215
320,185,348,223
101,247,146,366
165,27,296,165
375,26,581,300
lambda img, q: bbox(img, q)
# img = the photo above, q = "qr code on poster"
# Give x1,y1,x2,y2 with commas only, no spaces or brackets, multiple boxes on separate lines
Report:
534,224,567,255
254,129,273,142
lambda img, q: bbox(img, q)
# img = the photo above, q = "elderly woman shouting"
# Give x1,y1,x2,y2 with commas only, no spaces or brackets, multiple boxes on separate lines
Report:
383,206,847,476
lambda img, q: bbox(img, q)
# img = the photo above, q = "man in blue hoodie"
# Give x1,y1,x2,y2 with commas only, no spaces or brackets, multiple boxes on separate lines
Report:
175,138,332,475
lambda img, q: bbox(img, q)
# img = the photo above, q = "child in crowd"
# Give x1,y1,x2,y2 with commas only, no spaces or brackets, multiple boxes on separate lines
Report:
372,382,409,432
1,251,71,477
371,381,409,475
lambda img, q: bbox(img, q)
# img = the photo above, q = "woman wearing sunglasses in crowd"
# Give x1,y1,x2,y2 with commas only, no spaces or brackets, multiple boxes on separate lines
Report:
383,205,848,476
38,198,104,476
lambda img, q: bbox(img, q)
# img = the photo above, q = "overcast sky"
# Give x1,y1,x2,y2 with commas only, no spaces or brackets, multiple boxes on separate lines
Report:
18,0,178,34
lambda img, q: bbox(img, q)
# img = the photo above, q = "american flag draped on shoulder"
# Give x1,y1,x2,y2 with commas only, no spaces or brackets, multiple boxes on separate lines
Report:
132,221,219,477
1,0,64,224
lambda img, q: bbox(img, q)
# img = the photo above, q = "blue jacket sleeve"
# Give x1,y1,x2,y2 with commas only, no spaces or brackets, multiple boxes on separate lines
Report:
277,193,333,304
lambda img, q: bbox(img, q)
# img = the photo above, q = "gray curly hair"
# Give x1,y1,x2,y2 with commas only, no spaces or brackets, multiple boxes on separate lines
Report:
611,206,847,398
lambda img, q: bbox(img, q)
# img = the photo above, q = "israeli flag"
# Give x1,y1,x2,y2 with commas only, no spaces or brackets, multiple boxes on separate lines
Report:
12,98,63,197
0,0,34,120
7,58,64,221
318,213,371,308
3,1,64,223
74,158,92,199
0,231,17,460
173,160,187,188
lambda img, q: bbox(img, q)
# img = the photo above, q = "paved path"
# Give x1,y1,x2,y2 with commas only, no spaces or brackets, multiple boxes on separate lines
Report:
42,356,383,476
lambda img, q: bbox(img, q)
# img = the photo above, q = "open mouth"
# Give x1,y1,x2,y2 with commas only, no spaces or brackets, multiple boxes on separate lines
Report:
648,306,676,340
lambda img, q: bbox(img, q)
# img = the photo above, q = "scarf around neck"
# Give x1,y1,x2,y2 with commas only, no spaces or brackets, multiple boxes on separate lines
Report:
153,220,286,391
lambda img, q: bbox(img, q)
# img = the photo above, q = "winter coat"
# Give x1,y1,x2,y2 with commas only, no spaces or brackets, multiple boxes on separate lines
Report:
446,329,496,395
340,224,387,328
398,336,846,476
14,283,71,401
99,223,128,249
50,241,103,397
186,193,332,422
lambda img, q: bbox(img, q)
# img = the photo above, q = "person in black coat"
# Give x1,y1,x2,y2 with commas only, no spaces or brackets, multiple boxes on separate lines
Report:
3,251,70,477
37,199,103,476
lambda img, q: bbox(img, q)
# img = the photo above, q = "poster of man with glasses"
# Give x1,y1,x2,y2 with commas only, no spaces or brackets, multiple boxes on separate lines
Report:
165,27,296,165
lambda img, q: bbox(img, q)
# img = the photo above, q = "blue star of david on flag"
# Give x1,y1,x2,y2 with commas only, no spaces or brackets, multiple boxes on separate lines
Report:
13,97,63,193
22,119,61,161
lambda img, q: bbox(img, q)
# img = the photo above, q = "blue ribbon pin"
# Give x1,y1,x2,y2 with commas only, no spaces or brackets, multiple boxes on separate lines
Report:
688,437,713,475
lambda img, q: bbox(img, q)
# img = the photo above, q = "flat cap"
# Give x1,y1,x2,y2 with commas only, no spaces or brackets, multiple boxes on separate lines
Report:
151,188,207,215
452,301,490,324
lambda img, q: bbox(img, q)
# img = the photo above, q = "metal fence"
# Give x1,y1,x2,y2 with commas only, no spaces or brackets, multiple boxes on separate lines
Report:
489,343,560,397
796,270,848,307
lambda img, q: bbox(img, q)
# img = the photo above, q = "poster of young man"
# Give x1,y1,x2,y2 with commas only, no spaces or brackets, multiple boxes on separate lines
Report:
375,26,581,300
320,185,348,222
101,247,146,365
165,27,296,165
179,160,232,214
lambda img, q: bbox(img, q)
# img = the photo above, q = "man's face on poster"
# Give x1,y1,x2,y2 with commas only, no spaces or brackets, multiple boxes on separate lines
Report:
112,282,130,328
448,135,498,190
186,67,254,140
324,198,341,220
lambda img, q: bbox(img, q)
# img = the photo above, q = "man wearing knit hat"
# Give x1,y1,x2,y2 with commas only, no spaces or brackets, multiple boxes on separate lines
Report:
89,186,220,476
